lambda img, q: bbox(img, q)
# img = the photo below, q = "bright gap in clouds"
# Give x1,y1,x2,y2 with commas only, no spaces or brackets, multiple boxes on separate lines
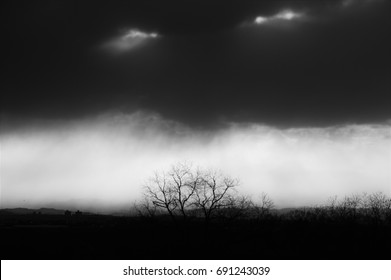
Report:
252,0,385,27
254,10,304,25
100,28,159,54
275,10,302,20
123,29,158,39
1,112,390,213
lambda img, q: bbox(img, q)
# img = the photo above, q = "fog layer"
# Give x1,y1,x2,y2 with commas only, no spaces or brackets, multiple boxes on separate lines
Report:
1,112,390,212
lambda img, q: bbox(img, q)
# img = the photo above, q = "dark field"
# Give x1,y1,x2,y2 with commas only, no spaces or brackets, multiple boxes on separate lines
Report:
1,209,390,260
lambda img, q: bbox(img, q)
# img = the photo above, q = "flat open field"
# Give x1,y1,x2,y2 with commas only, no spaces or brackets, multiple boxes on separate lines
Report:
1,212,390,260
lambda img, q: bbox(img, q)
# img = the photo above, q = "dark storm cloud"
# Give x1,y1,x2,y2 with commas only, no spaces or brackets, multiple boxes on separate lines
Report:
1,0,390,127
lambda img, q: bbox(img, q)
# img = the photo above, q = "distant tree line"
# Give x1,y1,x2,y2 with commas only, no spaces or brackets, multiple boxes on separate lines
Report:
286,192,391,224
135,162,391,226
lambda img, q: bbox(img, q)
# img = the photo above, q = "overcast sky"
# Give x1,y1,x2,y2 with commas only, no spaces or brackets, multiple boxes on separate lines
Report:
1,0,390,211
2,0,390,126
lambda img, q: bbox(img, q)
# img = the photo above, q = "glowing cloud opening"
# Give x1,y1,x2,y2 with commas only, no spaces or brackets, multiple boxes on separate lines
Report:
255,16,267,24
100,28,160,54
275,10,302,20
253,10,304,25
123,29,158,39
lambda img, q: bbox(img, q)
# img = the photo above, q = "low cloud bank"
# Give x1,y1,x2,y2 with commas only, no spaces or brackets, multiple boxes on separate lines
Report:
1,111,390,212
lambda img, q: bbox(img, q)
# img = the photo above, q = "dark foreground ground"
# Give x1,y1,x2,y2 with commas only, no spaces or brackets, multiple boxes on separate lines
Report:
1,211,390,260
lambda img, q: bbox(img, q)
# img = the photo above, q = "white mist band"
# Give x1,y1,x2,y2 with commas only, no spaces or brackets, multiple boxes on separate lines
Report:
1,260,390,280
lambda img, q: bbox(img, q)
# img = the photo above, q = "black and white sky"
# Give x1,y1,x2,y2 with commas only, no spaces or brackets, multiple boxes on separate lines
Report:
1,0,390,211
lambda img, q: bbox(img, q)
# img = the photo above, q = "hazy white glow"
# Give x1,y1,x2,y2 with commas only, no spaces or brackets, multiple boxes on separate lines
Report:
1,112,390,212
249,0,385,28
101,28,159,54
253,10,304,25
275,10,301,20
123,29,158,39
255,16,267,24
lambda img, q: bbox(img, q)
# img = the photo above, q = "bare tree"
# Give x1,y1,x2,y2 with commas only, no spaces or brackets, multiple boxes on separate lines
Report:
142,162,239,232
134,197,160,219
366,192,390,222
254,192,275,220
144,171,178,222
219,194,253,221
192,170,239,225
332,194,362,220
167,163,199,220
142,163,205,222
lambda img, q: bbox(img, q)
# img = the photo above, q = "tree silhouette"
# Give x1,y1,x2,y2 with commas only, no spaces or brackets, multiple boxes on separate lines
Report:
192,169,238,225
134,197,160,219
167,163,199,220
144,171,179,223
366,192,391,222
142,162,238,227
